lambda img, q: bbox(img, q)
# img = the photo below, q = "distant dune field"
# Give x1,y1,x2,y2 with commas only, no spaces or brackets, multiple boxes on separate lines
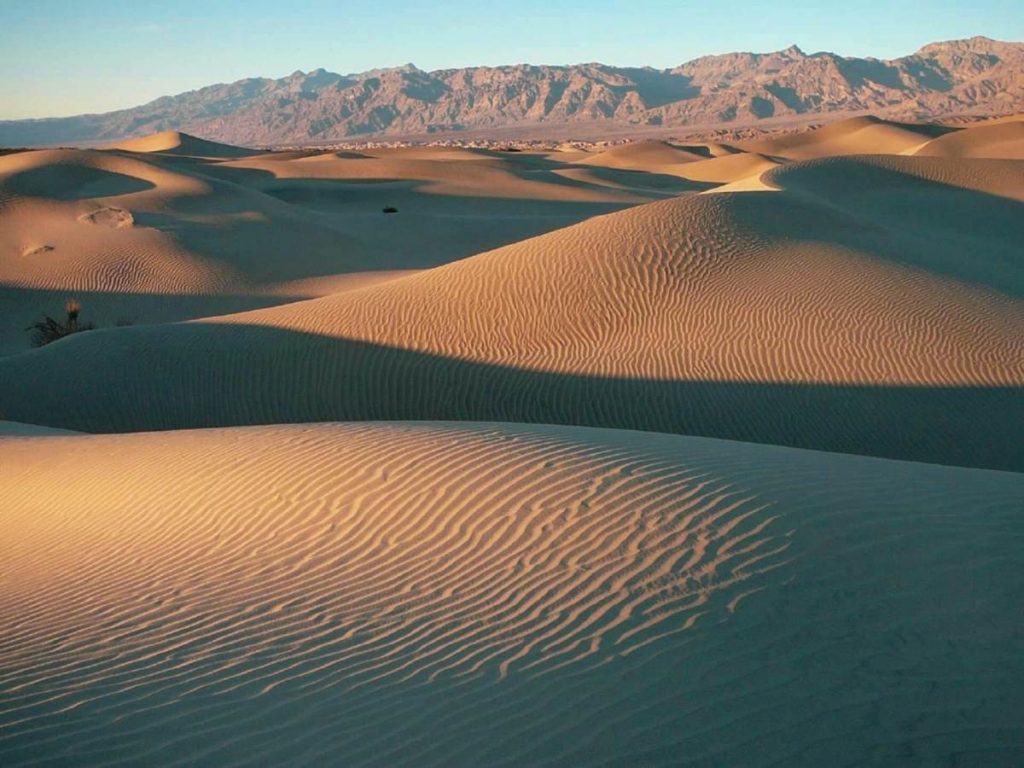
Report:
0,134,665,353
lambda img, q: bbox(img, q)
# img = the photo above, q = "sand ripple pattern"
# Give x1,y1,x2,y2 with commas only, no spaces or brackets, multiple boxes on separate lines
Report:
2,422,1022,766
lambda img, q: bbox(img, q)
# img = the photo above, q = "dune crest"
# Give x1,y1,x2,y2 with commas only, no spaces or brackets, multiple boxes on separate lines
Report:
113,130,259,158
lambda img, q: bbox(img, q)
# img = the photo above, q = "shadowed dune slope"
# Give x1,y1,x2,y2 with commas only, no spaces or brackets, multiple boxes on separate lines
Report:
1,422,1021,767
738,116,954,159
0,156,1020,468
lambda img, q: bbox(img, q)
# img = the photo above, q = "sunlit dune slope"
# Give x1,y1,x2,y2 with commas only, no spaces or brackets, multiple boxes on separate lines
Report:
0,148,233,293
914,119,1024,159
675,151,780,183
1,421,1021,767
574,140,707,172
113,130,261,158
738,116,953,159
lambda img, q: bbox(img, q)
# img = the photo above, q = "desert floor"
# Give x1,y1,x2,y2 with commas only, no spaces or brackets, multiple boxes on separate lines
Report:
1,116,1022,766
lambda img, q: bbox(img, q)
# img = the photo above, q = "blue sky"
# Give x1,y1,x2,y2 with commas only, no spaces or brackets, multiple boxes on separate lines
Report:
1,0,1021,119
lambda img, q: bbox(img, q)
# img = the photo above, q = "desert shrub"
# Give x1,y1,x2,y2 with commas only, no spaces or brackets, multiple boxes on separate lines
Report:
26,299,97,347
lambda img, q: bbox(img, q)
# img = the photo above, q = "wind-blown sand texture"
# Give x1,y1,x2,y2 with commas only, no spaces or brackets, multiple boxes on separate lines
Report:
2,138,1021,469
0,138,668,353
1,115,1022,767
2,422,1022,767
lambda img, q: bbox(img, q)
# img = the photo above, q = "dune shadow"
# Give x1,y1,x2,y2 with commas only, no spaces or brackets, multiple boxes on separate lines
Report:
0,286,303,357
741,158,1024,298
551,165,714,194
2,323,1020,472
6,164,156,200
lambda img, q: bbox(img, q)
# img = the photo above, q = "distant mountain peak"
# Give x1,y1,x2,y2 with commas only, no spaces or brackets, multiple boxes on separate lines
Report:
1,36,1021,147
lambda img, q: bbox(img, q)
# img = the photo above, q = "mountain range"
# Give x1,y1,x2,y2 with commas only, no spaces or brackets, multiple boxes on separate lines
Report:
2,36,1022,146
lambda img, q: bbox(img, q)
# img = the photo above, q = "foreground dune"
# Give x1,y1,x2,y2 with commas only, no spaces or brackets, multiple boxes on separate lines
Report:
1,421,1021,767
2,154,1020,469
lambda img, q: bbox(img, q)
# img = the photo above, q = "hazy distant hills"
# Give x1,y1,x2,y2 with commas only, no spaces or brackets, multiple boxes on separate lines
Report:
3,36,1022,146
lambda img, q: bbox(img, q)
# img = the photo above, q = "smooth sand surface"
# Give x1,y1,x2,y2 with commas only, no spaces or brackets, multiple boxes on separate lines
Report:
1,421,1021,767
0,420,79,436
914,119,1024,159
574,140,708,172
111,130,262,158
738,115,953,159
2,153,1020,468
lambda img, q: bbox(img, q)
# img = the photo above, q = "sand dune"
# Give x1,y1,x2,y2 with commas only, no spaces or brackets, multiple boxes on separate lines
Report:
2,154,1019,468
1,421,1021,767
914,119,1024,159
2,108,1022,768
0,138,671,353
112,130,260,158
675,151,780,183
738,116,953,159
575,140,707,172
573,141,708,177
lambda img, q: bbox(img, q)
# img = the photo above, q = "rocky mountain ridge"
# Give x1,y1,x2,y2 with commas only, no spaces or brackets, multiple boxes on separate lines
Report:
2,36,1021,146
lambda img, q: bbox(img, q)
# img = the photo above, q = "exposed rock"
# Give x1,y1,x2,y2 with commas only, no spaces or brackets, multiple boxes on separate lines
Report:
1,37,1021,146
78,206,134,229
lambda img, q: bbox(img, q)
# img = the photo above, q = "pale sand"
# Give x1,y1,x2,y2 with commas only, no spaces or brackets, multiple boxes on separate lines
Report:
574,140,708,171
1,152,1020,468
111,130,263,158
737,115,952,159
914,119,1024,159
1,422,1021,766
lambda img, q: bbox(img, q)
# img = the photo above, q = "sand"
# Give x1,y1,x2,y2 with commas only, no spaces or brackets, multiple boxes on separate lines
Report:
2,150,1020,468
736,115,953,159
1,421,1021,766
914,119,1024,159
0,137,667,354
1,115,1022,766
111,130,264,158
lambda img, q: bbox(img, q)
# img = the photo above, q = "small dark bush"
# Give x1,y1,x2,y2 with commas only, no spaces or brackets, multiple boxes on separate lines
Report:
26,299,97,347
382,206,399,214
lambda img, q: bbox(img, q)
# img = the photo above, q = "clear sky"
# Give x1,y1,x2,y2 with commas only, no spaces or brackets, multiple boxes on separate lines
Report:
1,0,1021,119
